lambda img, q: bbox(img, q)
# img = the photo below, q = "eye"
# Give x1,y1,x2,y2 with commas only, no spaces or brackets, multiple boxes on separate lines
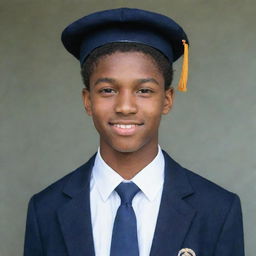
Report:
99,88,116,94
137,88,154,94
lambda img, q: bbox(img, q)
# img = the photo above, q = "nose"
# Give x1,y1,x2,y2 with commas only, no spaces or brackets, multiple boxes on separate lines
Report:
114,90,138,115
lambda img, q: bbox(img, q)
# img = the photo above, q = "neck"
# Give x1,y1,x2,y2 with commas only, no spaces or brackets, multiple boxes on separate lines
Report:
99,143,159,180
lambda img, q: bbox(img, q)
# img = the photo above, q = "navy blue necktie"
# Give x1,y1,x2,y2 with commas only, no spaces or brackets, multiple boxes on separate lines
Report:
110,182,140,256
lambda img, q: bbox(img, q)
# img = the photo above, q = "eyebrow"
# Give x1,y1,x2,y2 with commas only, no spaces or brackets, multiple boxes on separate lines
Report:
94,77,160,86
94,78,116,86
137,78,160,86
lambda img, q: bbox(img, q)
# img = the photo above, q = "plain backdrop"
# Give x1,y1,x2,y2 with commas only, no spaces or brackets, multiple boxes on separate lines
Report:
0,0,255,255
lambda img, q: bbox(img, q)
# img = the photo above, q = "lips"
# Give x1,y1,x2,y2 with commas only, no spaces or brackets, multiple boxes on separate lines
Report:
109,122,143,136
113,124,138,129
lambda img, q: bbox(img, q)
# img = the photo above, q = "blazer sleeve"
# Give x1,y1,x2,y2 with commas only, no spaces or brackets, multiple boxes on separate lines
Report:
214,194,245,256
24,196,43,256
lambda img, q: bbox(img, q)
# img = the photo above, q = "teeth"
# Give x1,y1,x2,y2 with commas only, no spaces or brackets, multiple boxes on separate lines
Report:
113,124,137,129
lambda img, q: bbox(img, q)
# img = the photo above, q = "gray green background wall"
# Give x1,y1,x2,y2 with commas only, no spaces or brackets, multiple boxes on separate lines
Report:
1,0,255,255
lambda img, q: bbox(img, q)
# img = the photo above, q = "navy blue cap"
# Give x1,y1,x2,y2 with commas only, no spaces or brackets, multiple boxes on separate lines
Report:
61,8,189,66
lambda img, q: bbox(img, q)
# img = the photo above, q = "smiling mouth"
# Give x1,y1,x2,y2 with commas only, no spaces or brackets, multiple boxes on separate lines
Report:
109,122,143,135
112,124,140,129
109,122,144,127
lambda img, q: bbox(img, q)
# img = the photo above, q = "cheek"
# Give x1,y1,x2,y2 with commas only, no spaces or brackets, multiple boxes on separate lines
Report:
138,97,165,116
90,100,113,130
90,96,113,114
91,107,107,122
91,111,108,136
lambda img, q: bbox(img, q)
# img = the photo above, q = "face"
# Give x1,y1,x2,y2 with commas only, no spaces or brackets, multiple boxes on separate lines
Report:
82,51,174,154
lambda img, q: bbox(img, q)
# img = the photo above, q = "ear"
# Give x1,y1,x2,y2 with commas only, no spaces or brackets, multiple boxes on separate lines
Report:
82,88,92,116
162,87,174,115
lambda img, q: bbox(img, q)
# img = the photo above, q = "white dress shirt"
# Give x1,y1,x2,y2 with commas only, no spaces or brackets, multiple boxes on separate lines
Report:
90,145,165,256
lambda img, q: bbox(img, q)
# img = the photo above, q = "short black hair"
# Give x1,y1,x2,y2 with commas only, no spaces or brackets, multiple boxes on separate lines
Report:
81,42,173,90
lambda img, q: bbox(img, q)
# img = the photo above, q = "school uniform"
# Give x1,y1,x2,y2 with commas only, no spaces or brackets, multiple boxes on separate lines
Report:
24,149,244,256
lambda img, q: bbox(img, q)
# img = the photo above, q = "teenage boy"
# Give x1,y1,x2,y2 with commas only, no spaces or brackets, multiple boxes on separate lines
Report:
24,8,244,256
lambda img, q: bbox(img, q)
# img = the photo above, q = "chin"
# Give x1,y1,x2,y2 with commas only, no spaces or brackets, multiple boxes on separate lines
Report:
112,144,140,154
109,139,150,154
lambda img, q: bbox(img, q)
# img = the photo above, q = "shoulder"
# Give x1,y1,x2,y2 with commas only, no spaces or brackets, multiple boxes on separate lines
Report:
185,167,236,199
163,150,241,214
182,164,241,219
30,154,96,208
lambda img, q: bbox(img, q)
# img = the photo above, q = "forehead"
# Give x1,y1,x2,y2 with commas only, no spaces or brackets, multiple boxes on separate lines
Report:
94,50,160,71
92,51,162,76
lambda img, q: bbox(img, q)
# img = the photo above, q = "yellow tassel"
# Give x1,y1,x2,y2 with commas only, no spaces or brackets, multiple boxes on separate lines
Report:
177,40,189,92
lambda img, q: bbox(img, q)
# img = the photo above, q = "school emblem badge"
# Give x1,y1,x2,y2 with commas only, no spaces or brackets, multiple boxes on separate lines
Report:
178,248,196,256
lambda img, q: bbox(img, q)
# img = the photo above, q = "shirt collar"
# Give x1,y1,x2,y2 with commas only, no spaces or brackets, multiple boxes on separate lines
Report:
92,145,165,202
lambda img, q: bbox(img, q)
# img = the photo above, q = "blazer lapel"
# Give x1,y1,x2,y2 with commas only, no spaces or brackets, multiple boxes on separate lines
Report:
56,151,196,256
57,154,96,256
150,151,196,256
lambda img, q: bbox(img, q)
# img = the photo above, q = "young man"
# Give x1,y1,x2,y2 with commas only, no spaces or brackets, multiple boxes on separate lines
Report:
24,8,244,256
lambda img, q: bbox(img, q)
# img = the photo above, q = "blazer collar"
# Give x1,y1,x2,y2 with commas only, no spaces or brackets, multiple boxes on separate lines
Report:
62,153,96,198
150,150,196,256
58,154,96,256
57,150,196,256
61,150,194,198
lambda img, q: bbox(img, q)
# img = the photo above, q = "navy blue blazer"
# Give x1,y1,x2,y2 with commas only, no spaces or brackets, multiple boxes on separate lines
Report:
24,151,244,256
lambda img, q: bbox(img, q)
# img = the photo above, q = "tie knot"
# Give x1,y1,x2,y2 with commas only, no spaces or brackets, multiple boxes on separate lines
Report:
115,182,140,205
